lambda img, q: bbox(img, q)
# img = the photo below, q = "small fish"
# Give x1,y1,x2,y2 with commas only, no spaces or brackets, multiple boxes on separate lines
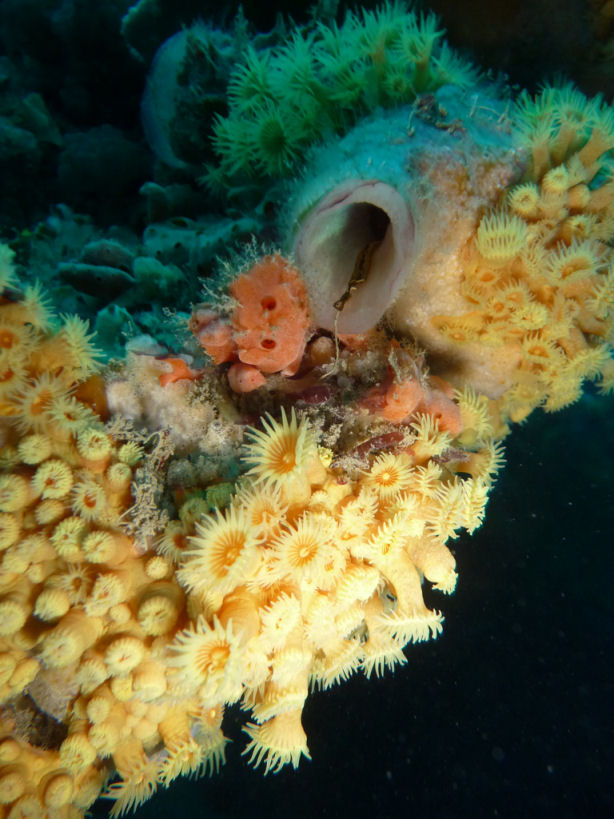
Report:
333,239,381,312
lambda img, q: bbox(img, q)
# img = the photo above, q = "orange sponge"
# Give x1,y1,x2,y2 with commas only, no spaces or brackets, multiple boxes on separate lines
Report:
230,255,311,375
381,378,425,422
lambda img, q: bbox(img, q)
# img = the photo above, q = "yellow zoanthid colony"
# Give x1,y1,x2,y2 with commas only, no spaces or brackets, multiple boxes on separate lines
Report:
0,242,506,816
170,406,500,775
430,84,614,419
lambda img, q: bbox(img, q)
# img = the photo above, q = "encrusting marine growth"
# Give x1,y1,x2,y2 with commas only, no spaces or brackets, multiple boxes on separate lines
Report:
424,84,614,416
0,3,613,817
0,250,500,813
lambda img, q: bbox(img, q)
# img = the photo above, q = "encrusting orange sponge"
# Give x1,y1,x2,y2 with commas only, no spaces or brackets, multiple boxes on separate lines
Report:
195,253,312,389
230,254,311,375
